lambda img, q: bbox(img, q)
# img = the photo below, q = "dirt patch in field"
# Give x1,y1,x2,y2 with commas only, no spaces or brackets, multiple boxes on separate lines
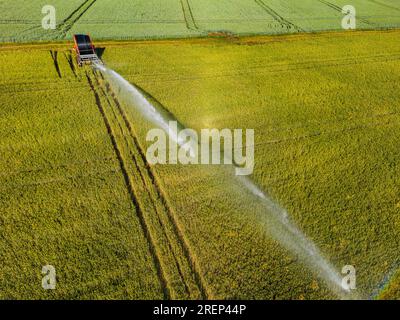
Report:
207,31,239,41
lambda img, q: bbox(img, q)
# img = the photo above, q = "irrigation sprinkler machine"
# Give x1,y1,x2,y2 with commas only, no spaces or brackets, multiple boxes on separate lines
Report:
73,34,103,67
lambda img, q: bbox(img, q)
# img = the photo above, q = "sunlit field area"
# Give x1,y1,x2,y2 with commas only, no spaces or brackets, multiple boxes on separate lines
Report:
1,28,399,299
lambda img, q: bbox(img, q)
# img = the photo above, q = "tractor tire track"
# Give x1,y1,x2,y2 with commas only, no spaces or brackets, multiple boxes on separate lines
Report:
254,0,304,32
58,0,97,39
93,74,193,298
107,88,207,299
180,0,199,30
318,0,375,26
98,74,208,299
85,71,170,300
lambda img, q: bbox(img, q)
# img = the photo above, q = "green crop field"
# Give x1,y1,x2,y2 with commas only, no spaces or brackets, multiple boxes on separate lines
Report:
1,29,400,299
0,47,166,299
1,0,400,42
1,0,400,302
97,30,400,299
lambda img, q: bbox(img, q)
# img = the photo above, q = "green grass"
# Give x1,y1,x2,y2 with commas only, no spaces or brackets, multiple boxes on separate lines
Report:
1,0,400,42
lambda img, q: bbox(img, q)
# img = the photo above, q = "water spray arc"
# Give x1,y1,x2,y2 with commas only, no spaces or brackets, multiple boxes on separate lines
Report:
94,63,357,299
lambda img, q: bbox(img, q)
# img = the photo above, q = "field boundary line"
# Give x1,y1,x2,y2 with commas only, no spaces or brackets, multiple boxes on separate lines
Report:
180,0,199,30
254,0,304,32
102,78,209,299
85,71,170,299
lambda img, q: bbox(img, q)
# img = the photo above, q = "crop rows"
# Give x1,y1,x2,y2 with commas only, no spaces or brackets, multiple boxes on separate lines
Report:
0,46,165,299
84,69,208,299
101,30,400,298
1,8,400,300
1,0,400,42
180,0,198,30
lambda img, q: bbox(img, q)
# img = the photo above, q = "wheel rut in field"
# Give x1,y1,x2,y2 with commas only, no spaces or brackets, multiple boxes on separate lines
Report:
88,70,207,299
254,0,304,32
57,0,97,39
96,75,192,298
85,71,170,299
318,0,375,26
180,0,199,30
103,78,209,299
